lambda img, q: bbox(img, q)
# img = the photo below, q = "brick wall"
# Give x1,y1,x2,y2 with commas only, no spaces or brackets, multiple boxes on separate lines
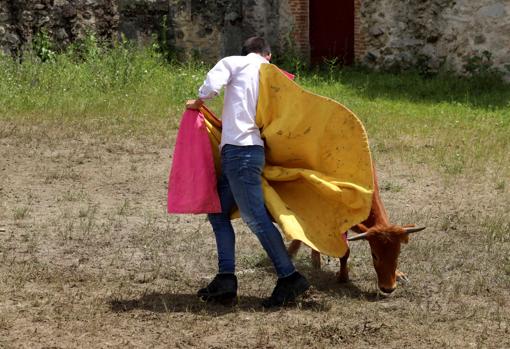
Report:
288,0,309,59
354,0,366,63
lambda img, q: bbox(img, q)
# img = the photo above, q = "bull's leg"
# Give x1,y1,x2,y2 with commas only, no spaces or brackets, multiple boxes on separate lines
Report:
336,247,350,283
289,240,321,269
311,250,321,269
287,240,302,258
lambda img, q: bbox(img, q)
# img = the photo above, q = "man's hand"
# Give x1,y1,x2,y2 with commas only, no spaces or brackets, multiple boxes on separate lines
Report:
186,99,204,110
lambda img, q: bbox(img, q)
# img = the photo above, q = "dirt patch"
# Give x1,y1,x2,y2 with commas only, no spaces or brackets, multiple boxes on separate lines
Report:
1,120,509,348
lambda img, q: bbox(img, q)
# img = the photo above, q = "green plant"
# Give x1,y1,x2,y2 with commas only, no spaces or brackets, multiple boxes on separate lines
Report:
151,14,179,63
66,31,102,62
462,50,505,89
272,32,308,78
496,181,506,191
323,56,341,81
32,30,56,63
464,50,493,76
380,181,402,193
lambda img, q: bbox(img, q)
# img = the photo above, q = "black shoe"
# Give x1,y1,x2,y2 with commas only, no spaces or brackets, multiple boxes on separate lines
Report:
262,271,310,308
197,273,238,305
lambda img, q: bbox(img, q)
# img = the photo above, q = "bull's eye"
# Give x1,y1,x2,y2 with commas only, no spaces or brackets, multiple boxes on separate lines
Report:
371,253,378,261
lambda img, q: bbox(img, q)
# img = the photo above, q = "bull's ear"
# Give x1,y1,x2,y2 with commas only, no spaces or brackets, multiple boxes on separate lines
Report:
351,223,368,234
400,233,410,244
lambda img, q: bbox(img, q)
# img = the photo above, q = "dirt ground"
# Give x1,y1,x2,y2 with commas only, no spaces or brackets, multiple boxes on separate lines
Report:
1,120,509,348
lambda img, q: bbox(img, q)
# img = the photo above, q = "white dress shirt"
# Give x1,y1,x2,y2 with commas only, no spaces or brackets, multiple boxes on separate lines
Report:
198,53,268,149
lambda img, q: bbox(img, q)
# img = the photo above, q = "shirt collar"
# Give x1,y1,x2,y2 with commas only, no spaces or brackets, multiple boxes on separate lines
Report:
247,52,269,63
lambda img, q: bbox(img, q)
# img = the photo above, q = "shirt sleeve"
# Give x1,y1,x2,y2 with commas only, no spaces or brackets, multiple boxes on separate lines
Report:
198,58,233,100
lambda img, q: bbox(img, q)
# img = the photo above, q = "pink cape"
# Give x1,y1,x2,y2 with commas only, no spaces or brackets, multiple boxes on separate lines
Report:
168,68,294,214
167,110,221,213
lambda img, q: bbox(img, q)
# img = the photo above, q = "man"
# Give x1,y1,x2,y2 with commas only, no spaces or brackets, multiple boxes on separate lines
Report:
186,36,309,307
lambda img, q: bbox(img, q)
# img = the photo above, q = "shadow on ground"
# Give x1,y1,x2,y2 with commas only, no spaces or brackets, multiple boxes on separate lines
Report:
108,292,329,315
108,269,382,316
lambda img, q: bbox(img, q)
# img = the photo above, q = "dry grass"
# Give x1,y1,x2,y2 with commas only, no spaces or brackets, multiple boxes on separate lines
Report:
1,113,509,348
1,48,509,347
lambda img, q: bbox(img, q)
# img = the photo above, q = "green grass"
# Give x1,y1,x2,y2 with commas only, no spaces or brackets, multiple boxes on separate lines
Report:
299,70,509,180
0,44,220,136
1,46,509,178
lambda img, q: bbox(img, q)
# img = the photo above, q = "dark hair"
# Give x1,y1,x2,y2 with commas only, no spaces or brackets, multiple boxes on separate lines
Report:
241,36,271,56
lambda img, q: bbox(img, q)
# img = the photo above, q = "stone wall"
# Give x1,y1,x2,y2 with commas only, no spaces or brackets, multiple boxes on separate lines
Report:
1,0,509,77
0,0,119,55
0,0,296,61
359,0,510,76
166,0,294,59
118,0,168,45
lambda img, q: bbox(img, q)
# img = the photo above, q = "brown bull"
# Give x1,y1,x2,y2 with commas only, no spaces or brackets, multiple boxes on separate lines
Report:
288,163,425,293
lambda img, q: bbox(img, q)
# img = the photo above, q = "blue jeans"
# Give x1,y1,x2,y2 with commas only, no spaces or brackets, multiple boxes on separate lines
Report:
208,144,296,278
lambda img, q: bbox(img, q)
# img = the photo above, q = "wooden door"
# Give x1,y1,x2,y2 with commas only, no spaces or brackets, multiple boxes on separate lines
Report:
309,0,354,65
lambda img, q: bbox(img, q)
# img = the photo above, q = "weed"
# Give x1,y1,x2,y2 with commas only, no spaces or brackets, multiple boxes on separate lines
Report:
323,56,341,81
380,181,402,193
464,50,495,77
273,33,307,78
78,204,98,235
32,30,57,63
57,220,75,241
59,189,87,202
463,50,505,89
44,168,80,184
238,251,271,270
67,31,102,62
117,200,130,216
151,15,178,63
13,206,30,220
441,159,464,175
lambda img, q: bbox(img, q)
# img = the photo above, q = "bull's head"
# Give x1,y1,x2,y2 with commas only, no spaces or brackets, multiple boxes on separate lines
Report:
348,225,425,293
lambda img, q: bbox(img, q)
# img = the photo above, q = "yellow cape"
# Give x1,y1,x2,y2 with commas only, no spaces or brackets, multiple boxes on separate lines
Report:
201,64,374,257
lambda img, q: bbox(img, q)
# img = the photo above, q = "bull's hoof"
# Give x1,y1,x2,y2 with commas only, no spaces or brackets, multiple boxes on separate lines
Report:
336,271,349,283
311,251,321,270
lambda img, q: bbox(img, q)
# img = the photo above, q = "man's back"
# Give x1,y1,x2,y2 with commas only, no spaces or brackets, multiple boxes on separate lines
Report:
199,53,268,148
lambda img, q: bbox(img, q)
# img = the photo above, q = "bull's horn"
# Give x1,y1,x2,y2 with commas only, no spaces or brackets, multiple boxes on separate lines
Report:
404,226,426,234
347,232,369,241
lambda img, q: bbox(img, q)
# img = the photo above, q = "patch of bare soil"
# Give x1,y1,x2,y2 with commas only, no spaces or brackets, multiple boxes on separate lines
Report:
1,120,509,348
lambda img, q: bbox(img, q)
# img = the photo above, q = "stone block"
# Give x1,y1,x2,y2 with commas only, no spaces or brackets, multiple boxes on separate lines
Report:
4,33,19,44
0,13,10,22
38,16,51,26
56,28,68,41
22,11,34,22
369,26,384,37
474,34,486,45
63,5,77,18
